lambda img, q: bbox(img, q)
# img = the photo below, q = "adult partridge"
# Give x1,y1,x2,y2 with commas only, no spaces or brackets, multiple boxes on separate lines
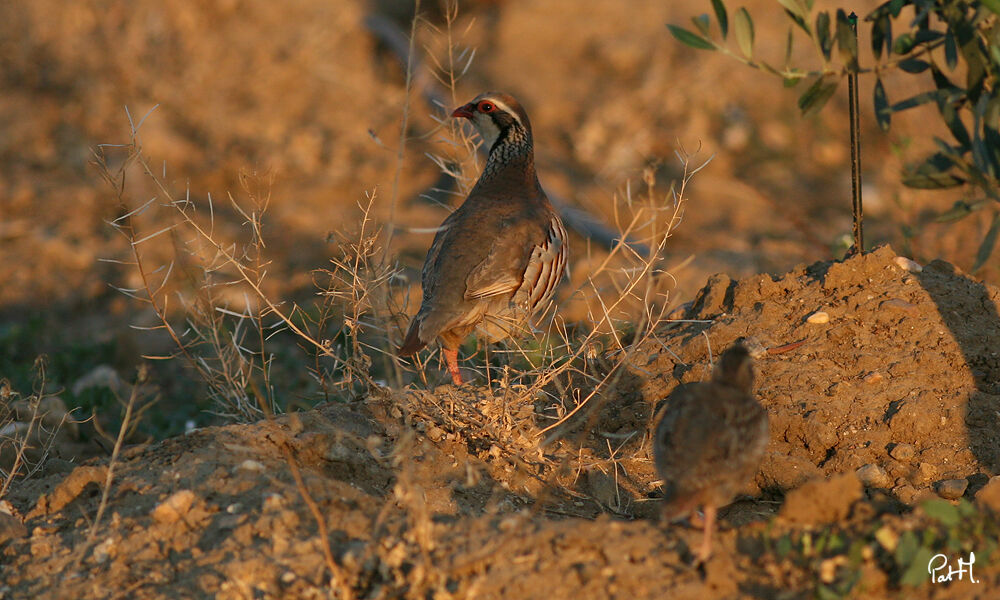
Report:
652,343,769,562
397,92,568,385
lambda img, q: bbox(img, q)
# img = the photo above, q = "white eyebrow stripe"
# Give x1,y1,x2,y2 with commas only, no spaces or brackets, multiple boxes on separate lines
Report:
484,98,522,127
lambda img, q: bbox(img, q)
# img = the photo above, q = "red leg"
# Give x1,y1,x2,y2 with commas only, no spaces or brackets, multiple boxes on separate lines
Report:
443,348,463,386
696,504,716,563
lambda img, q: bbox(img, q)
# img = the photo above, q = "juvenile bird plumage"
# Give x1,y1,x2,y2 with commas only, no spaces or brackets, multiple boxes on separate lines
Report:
652,343,769,562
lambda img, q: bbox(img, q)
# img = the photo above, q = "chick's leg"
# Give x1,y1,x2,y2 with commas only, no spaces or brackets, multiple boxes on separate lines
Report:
696,504,716,563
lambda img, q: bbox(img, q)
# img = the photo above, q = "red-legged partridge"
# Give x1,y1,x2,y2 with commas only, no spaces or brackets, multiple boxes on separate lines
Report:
398,92,568,385
653,343,769,562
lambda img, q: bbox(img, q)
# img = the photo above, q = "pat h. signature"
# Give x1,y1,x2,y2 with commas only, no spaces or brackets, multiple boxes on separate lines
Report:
928,552,979,584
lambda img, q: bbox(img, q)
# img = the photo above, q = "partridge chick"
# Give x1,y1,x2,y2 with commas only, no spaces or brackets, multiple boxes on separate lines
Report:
398,92,568,385
653,343,768,562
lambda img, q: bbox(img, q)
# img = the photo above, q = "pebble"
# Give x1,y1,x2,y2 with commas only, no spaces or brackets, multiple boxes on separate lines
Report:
893,484,934,506
862,371,884,384
237,459,266,472
893,256,923,273
880,298,919,315
152,490,196,524
856,464,892,488
889,443,916,462
0,512,27,545
807,311,829,324
936,479,968,500
262,493,285,511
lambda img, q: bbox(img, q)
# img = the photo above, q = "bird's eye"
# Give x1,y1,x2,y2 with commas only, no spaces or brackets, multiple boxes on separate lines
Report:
478,101,495,113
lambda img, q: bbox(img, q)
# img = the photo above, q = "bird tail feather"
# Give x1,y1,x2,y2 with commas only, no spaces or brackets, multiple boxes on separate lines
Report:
397,319,426,356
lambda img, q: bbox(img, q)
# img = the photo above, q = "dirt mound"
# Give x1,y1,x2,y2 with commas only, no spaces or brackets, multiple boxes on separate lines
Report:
2,247,999,599
645,244,1000,502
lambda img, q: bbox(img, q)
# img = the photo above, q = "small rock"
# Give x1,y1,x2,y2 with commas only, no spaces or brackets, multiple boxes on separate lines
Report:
936,479,969,500
880,298,919,315
856,464,892,488
894,484,935,506
893,256,923,273
890,444,916,462
152,490,196,524
862,371,884,384
0,512,27,546
690,273,733,318
974,476,1000,512
262,493,286,511
806,311,830,324
237,459,266,472
427,426,445,442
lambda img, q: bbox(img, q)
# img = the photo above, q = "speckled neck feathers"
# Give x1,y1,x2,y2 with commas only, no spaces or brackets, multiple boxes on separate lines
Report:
479,120,536,184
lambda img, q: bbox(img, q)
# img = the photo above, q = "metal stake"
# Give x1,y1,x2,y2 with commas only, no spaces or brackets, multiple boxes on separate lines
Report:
848,12,864,255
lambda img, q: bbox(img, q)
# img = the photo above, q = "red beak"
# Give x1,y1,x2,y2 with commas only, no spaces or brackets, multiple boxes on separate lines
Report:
452,102,476,119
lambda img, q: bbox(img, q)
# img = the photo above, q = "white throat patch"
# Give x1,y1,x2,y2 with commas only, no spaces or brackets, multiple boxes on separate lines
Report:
471,112,501,149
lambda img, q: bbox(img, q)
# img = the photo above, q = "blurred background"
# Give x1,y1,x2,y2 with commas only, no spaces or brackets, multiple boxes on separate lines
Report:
0,0,994,443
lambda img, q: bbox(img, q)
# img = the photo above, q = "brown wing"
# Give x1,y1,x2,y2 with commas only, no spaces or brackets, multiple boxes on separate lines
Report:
463,218,537,300
465,213,566,308
511,215,568,313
